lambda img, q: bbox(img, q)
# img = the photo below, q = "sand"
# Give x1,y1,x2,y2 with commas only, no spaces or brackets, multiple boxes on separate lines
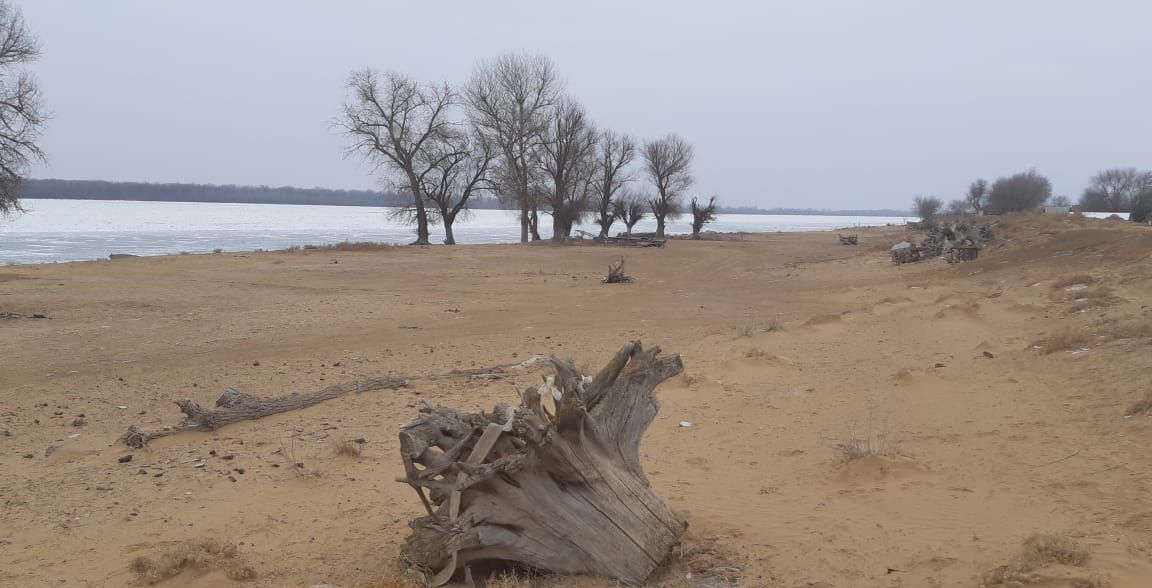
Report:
2,215,1152,587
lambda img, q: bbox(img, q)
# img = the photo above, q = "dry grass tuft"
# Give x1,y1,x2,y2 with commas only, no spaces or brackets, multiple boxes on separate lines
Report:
1033,327,1094,354
129,539,255,584
284,241,395,252
1125,392,1152,417
829,417,899,462
981,532,1092,587
734,318,782,337
335,437,367,458
1020,533,1090,567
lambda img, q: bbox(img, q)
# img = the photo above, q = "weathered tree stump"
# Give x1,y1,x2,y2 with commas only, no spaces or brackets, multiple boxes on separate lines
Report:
398,342,686,585
603,258,631,283
120,378,407,448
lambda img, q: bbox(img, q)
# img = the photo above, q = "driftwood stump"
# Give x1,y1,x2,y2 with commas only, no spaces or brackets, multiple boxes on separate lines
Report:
603,258,632,283
398,342,685,585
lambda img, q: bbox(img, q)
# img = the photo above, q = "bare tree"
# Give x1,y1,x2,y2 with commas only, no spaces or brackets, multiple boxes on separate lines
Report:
1047,195,1072,207
420,130,494,245
0,1,46,216
987,169,1051,213
339,70,458,245
539,98,598,241
913,195,943,222
642,134,694,238
945,198,971,216
966,179,988,215
592,130,635,238
466,52,563,243
613,190,646,234
1079,168,1152,212
689,195,718,238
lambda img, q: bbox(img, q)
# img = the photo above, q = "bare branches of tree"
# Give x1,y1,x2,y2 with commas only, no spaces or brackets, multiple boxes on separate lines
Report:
987,169,1051,213
642,134,693,238
946,198,972,216
339,70,459,245
0,1,46,216
966,179,988,215
613,190,647,235
539,98,598,241
913,196,943,222
1079,168,1152,212
466,52,563,243
592,130,635,238
420,130,495,244
690,195,718,238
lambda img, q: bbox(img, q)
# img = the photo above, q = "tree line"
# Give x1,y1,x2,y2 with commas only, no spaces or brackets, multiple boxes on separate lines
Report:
337,52,714,244
914,167,1152,223
18,178,511,208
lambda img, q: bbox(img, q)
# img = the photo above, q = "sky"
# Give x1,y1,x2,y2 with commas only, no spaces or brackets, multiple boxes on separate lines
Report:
19,0,1152,210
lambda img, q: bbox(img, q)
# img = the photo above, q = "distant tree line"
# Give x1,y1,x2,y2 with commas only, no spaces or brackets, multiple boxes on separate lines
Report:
915,167,1152,224
337,52,713,245
19,178,506,209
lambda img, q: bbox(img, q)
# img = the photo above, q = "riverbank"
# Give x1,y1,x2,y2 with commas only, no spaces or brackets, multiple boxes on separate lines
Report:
2,218,1152,587
0,199,910,265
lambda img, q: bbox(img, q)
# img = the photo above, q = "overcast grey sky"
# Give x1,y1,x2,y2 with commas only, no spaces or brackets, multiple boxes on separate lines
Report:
20,1,1152,209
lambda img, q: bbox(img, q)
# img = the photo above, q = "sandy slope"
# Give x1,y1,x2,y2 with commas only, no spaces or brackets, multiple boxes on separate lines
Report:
2,216,1152,587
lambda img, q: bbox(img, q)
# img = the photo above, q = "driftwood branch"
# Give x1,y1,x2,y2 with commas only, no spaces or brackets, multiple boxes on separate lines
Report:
399,341,685,586
119,378,407,448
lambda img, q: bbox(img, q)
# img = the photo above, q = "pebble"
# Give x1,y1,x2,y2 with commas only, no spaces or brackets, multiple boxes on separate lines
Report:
118,454,133,463
679,421,694,428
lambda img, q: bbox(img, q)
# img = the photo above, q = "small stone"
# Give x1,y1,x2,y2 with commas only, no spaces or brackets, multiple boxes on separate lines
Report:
252,360,260,366
71,418,86,427
934,363,946,368
983,351,995,359
137,469,147,475
118,454,133,463
209,450,217,456
234,468,246,474
679,421,694,428
228,476,238,483
221,454,235,460
22,453,33,459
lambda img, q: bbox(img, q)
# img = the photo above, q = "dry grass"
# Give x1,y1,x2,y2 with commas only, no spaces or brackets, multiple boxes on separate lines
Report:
981,532,1092,587
284,241,396,252
129,539,255,584
734,318,782,337
334,437,367,458
829,417,899,462
1033,327,1094,354
1126,391,1152,417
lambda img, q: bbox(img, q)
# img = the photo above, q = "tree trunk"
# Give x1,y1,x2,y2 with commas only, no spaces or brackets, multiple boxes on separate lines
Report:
655,214,666,239
413,198,431,245
398,342,685,586
551,212,566,242
519,202,530,244
529,206,542,241
443,212,457,245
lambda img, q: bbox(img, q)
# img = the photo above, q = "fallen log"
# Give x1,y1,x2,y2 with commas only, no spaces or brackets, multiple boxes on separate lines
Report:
120,378,407,448
398,342,686,586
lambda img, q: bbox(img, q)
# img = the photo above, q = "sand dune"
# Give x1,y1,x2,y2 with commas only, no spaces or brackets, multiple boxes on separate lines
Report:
2,215,1152,587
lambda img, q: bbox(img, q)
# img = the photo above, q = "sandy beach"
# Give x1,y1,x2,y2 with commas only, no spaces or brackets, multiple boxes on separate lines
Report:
3,215,1152,587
